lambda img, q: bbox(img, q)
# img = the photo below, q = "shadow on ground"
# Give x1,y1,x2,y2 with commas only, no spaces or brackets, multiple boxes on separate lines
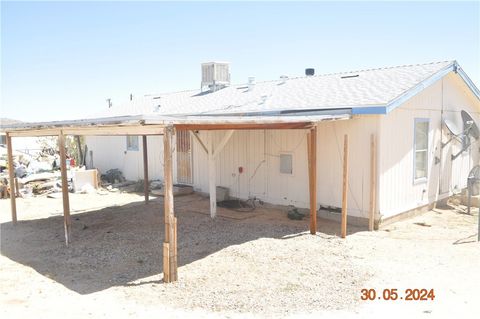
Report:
1,194,364,295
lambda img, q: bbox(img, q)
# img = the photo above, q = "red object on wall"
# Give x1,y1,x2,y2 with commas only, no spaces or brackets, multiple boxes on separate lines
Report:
238,167,243,174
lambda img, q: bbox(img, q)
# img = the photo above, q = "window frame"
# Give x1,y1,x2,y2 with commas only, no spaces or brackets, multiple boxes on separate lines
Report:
126,135,139,151
279,152,294,176
413,118,429,184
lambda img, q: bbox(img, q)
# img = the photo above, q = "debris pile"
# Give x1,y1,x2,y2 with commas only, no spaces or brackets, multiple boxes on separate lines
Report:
0,146,164,199
101,169,126,184
287,206,305,220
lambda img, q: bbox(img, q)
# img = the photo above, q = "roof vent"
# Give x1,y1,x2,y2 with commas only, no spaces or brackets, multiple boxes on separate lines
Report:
341,74,359,79
201,62,230,92
305,68,315,76
248,76,256,91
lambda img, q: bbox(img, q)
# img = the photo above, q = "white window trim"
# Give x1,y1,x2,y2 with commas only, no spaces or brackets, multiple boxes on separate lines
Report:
279,152,294,176
413,118,429,184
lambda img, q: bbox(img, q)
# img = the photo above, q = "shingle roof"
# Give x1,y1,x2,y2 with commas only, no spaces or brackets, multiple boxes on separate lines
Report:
96,61,459,118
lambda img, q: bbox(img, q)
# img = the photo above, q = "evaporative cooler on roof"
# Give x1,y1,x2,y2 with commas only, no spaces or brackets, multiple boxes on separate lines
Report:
201,62,230,92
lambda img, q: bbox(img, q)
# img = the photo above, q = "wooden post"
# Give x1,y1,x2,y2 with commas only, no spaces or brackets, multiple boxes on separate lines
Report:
14,177,20,198
208,132,217,218
207,130,234,218
6,133,17,223
173,216,178,280
307,126,317,234
208,154,216,218
369,134,376,231
142,135,149,203
163,127,177,282
58,132,71,246
341,135,349,238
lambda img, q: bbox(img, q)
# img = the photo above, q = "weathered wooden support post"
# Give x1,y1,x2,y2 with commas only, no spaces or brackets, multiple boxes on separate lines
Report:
14,177,20,198
163,126,177,282
307,126,317,234
369,134,376,231
142,135,149,203
208,132,217,218
191,129,233,218
58,131,72,246
341,134,349,238
6,133,17,223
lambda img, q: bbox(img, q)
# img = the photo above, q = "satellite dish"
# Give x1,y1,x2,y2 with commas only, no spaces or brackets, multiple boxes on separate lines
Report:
461,110,480,140
443,118,462,136
451,110,480,160
442,113,464,148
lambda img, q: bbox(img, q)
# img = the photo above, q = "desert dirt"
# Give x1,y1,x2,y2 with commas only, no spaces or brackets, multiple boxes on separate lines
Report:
0,191,479,318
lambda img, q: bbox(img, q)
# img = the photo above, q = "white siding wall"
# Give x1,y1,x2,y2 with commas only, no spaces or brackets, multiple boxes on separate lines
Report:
85,135,164,181
192,130,269,202
191,117,379,218
378,73,480,218
316,116,379,217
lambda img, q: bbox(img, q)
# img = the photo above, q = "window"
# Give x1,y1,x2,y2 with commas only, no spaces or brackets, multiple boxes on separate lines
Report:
0,135,6,145
279,153,293,174
414,119,429,182
126,136,139,151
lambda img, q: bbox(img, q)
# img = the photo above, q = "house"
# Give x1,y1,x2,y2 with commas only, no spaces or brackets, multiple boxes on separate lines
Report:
84,60,480,227
4,60,479,282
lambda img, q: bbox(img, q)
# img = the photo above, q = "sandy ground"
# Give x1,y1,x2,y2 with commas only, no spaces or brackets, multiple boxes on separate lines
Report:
0,191,479,318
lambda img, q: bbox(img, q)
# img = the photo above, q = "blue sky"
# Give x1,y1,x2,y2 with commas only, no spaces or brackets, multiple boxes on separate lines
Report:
1,1,479,122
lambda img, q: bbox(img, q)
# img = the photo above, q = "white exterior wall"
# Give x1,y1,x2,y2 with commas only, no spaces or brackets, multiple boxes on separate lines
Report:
11,137,42,155
316,116,379,218
85,120,380,219
191,116,379,218
378,73,480,218
85,135,165,181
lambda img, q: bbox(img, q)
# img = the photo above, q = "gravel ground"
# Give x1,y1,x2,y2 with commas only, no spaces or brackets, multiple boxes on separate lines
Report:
1,192,479,318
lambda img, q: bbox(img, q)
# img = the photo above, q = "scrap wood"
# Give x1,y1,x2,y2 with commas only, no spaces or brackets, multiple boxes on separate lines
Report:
47,193,62,199
20,172,58,184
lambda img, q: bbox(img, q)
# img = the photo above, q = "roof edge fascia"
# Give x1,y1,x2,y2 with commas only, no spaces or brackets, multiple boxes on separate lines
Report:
354,61,480,116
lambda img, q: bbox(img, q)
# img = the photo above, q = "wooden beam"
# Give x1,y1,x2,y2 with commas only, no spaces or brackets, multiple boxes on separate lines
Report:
191,131,208,154
369,134,376,231
341,135,349,238
212,130,234,159
6,133,17,223
307,127,317,234
163,126,177,282
58,132,71,246
7,125,165,137
175,122,313,131
142,135,149,203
